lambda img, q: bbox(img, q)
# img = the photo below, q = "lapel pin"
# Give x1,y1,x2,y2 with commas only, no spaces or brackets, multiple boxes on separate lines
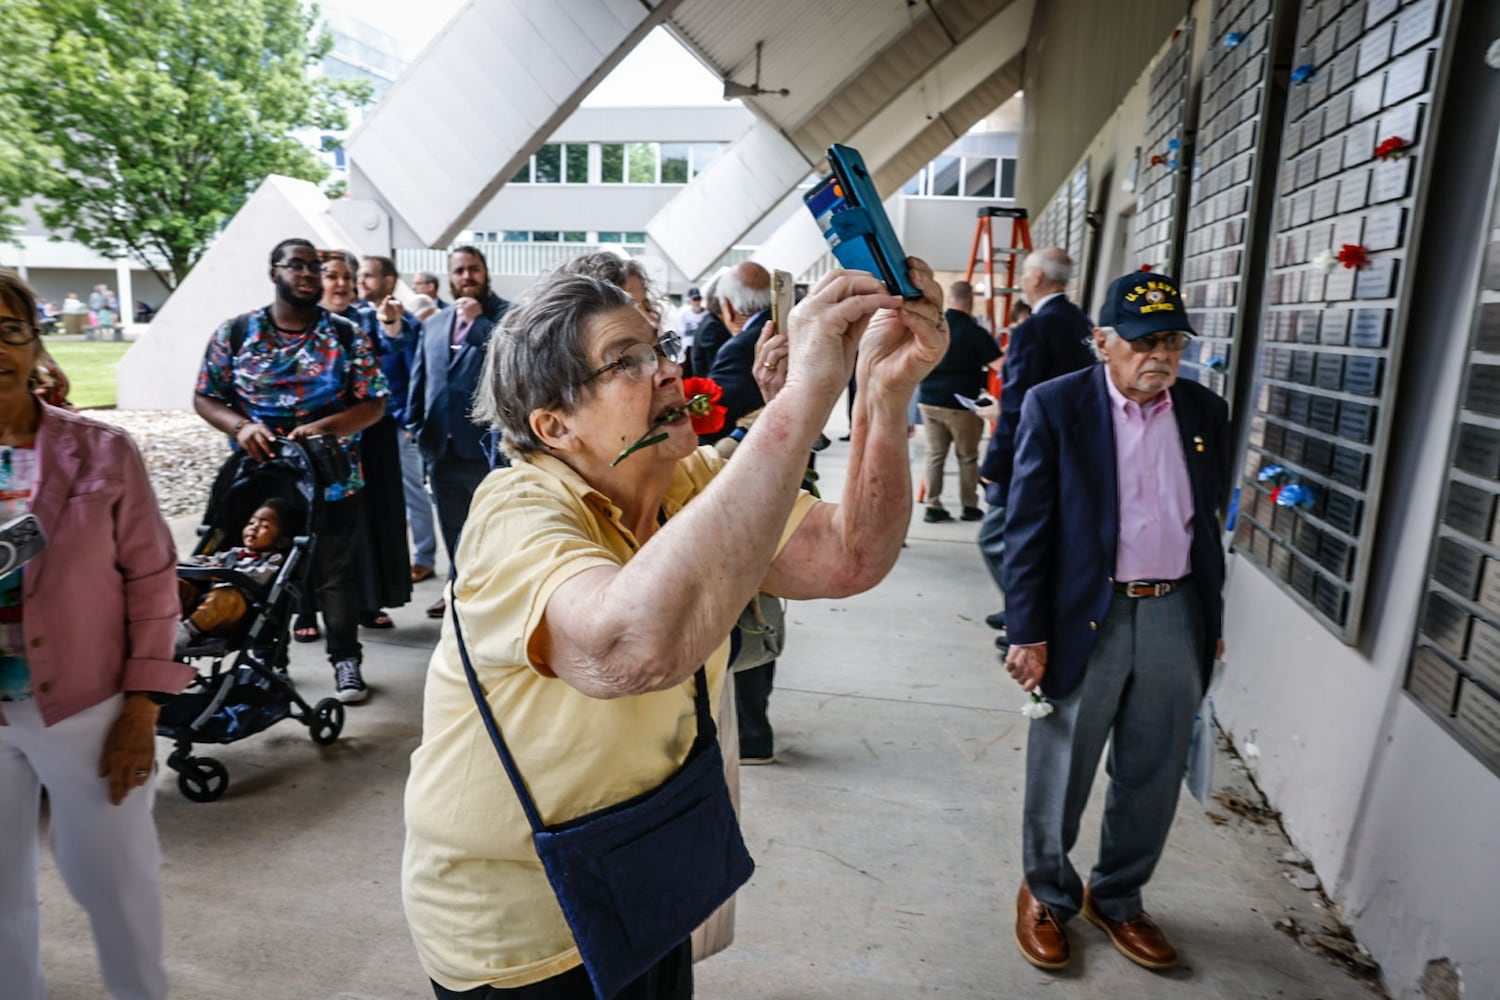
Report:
1193,434,1205,453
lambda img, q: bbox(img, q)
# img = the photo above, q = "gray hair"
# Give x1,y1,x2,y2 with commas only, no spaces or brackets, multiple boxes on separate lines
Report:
474,272,635,456
1089,325,1118,362
1022,248,1073,288
718,264,772,316
559,251,654,299
701,268,727,316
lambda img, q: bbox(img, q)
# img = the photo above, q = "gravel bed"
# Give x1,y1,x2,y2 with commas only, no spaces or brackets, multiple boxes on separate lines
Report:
87,409,230,519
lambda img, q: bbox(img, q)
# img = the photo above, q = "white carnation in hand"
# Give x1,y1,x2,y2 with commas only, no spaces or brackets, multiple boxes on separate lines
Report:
1021,692,1055,719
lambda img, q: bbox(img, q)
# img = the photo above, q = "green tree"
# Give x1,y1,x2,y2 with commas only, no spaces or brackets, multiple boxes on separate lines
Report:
0,8,55,243
13,0,370,290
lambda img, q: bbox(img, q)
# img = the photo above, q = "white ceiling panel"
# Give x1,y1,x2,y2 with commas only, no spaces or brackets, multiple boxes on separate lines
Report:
347,0,679,247
650,0,1029,279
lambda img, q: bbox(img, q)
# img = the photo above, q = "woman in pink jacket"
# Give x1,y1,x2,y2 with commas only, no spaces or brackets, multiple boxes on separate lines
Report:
0,269,192,1000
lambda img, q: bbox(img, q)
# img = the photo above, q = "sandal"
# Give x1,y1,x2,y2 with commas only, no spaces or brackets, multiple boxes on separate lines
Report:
360,610,395,629
293,614,320,643
410,564,435,583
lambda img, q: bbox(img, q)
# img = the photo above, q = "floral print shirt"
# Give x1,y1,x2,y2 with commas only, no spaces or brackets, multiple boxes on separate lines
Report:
0,446,37,701
196,307,388,501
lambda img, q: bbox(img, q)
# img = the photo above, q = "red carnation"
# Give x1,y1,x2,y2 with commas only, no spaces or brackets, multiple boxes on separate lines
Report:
1373,136,1410,160
1337,244,1370,270
681,377,727,436
1149,154,1165,167
1139,263,1154,272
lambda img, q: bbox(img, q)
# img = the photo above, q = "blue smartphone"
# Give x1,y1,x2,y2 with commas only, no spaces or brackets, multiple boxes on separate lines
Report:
803,144,923,299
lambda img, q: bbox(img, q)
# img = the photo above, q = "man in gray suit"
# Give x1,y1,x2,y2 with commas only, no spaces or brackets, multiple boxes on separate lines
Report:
406,246,511,615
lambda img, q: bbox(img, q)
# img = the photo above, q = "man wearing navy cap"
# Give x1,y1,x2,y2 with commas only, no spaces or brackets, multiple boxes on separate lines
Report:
1003,272,1231,973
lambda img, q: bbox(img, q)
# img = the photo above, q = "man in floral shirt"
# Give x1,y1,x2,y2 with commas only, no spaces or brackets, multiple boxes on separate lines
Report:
194,237,388,703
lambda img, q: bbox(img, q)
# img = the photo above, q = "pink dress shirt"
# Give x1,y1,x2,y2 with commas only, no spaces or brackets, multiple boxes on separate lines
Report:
1105,375,1193,582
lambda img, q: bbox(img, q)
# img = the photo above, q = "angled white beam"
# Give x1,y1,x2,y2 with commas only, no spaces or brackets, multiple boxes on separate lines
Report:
345,0,681,248
650,0,1032,279
646,120,814,282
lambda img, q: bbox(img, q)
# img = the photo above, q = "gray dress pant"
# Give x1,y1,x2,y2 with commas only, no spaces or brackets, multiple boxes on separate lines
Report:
1021,585,1204,923
978,503,1006,593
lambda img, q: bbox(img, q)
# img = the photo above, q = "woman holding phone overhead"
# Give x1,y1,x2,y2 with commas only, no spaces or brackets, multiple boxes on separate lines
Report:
402,256,946,998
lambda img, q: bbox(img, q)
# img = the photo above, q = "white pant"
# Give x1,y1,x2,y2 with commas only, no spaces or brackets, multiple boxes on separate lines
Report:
0,695,168,1000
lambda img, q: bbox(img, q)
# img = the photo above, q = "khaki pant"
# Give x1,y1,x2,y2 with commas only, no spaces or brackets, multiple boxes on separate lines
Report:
919,403,984,510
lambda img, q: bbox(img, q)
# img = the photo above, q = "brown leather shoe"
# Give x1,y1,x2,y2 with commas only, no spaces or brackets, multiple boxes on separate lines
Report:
1082,890,1177,969
1015,883,1070,970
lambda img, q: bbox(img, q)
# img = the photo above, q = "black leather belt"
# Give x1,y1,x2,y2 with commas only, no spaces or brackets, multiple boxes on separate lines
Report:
1113,577,1188,598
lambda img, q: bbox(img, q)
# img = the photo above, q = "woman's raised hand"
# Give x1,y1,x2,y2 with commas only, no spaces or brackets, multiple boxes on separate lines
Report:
856,258,947,397
780,271,901,405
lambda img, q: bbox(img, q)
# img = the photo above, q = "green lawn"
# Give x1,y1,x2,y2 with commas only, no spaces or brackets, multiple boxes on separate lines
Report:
43,340,131,408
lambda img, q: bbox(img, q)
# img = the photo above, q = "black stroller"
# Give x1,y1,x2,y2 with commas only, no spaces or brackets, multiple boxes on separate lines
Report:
156,439,345,802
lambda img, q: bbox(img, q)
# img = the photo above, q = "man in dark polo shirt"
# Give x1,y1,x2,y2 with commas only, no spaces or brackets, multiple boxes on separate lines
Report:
917,280,1001,523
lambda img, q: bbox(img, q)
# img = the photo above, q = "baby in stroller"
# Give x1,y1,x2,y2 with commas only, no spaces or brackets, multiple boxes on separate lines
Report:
175,497,297,655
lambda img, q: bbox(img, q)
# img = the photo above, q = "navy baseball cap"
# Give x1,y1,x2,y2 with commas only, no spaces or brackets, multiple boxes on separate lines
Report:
687,286,702,299
1097,272,1196,340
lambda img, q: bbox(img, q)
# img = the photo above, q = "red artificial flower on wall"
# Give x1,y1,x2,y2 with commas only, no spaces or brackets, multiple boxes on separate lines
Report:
1139,263,1154,272
1337,244,1371,270
681,377,727,435
1373,136,1411,160
1149,154,1166,167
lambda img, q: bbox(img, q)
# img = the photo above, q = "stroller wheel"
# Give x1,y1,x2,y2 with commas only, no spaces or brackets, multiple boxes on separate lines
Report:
310,697,345,746
178,757,230,803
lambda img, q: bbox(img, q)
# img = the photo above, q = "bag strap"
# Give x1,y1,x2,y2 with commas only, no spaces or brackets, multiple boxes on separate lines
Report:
448,565,713,836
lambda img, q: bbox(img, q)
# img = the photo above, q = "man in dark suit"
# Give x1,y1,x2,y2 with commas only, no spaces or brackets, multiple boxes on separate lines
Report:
406,246,512,615
1003,272,1230,974
979,248,1095,642
689,269,732,379
707,261,773,435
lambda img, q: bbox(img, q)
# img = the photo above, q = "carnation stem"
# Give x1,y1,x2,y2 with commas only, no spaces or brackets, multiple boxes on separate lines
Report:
609,393,713,467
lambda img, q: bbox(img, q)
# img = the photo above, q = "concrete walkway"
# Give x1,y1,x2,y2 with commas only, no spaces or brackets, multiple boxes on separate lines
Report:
37,440,1381,999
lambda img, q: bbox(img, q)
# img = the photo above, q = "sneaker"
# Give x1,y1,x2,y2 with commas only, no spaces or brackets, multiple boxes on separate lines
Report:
923,506,954,523
961,506,985,521
333,659,368,704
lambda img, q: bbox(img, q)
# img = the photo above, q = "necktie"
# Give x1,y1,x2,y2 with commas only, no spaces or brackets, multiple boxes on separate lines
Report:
451,317,472,349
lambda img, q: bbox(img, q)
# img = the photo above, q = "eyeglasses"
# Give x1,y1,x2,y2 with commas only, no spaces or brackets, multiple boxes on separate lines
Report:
581,332,682,385
274,260,324,276
0,321,38,346
1127,331,1193,353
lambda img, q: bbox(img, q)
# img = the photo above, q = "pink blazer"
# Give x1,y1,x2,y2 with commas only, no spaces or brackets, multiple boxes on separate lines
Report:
0,404,193,727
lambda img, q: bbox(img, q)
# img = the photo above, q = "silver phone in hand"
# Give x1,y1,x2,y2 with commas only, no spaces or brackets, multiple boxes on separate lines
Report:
0,514,46,577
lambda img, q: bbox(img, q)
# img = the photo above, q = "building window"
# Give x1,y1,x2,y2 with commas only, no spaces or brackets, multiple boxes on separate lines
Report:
501,231,529,242
964,156,996,198
931,155,961,197
999,157,1017,198
627,142,657,183
565,144,588,184
534,144,561,184
661,143,690,184
597,231,647,245
601,143,625,183
562,231,587,242
511,160,531,184
690,143,722,177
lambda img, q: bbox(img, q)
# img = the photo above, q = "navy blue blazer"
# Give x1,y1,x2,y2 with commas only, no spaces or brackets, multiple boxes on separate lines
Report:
1003,365,1231,700
406,291,512,463
980,295,1096,503
706,309,770,439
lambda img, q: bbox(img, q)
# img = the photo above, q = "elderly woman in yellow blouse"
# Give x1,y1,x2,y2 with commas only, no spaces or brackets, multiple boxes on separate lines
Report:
403,260,946,999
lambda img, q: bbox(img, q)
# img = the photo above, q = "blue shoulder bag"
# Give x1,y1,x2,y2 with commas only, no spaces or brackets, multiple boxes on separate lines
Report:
449,590,753,999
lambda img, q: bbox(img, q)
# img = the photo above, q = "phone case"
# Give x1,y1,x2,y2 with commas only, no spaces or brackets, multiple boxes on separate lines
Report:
803,144,922,299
